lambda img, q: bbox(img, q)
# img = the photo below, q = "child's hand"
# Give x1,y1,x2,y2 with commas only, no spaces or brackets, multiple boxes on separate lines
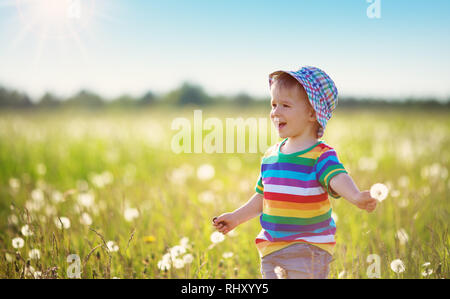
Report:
212,212,239,235
353,191,377,213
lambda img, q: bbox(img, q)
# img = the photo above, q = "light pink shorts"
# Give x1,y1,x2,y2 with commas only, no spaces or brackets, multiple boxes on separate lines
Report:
260,243,333,279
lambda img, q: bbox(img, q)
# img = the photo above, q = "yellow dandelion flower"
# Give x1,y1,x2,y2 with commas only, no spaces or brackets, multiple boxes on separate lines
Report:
143,235,156,243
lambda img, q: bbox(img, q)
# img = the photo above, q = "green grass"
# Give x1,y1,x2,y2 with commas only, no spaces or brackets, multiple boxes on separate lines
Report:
0,107,449,278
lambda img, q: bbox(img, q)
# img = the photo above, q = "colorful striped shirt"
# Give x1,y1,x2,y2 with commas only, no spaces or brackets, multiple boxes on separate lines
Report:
254,138,348,258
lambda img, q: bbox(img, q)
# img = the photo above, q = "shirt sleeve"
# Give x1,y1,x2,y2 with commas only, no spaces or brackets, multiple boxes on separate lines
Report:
315,149,348,199
255,173,264,194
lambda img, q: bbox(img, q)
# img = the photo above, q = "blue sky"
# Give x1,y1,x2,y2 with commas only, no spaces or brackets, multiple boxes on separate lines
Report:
0,0,449,101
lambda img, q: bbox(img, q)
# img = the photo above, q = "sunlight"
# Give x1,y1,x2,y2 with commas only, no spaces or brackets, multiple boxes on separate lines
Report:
15,0,93,39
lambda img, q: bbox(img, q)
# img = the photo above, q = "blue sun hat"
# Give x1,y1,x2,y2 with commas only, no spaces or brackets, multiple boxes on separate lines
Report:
269,66,338,137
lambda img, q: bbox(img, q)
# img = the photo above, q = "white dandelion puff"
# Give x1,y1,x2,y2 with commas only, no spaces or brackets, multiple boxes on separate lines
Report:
180,237,191,250
21,224,34,237
173,258,185,269
396,229,409,245
55,217,71,229
170,245,186,259
8,214,19,225
31,189,44,202
157,259,171,271
370,183,389,202
422,268,433,276
421,262,433,277
182,253,194,264
223,252,234,259
77,192,95,208
124,207,139,222
9,178,20,190
5,253,14,263
51,191,63,203
390,259,405,273
28,248,41,260
106,241,119,252
210,231,225,244
197,164,215,181
12,237,25,249
79,212,93,226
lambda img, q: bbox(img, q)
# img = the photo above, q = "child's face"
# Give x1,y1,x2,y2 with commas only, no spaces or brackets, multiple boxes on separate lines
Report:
270,82,317,139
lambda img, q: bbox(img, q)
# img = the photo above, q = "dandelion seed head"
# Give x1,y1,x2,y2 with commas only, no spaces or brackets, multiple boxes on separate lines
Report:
51,191,63,203
106,241,119,252
170,245,186,259
390,259,405,273
31,189,44,202
182,253,194,264
8,214,19,226
5,253,13,263
396,228,409,245
80,212,93,226
124,207,139,222
222,252,234,259
54,217,71,229
77,192,95,208
12,237,25,249
210,231,225,244
157,259,171,271
28,248,41,260
197,164,215,181
21,224,34,237
370,183,389,202
173,258,185,269
9,178,20,190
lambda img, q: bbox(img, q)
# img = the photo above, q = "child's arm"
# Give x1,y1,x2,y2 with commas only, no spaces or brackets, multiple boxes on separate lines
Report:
213,192,264,235
329,173,377,212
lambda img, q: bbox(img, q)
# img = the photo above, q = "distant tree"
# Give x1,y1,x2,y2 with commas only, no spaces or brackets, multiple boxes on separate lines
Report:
139,90,156,106
233,92,253,106
164,82,210,106
0,86,33,108
37,92,61,108
65,90,104,108
110,94,137,108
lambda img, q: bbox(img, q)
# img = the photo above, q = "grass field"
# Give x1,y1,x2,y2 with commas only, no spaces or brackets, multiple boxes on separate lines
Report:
0,107,449,279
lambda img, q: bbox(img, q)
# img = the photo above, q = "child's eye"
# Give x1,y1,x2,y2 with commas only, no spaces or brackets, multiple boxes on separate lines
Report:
283,104,290,108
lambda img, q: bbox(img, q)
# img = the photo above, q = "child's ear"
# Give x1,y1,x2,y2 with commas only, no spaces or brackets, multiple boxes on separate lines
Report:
309,107,317,121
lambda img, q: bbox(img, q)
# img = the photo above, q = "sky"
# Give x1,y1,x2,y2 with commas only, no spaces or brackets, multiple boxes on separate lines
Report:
0,0,449,101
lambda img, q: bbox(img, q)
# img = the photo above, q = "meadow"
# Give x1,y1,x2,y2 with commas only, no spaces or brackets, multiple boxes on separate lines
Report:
0,106,449,279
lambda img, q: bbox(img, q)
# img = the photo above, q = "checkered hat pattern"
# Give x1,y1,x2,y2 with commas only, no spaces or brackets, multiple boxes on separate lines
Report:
269,66,338,134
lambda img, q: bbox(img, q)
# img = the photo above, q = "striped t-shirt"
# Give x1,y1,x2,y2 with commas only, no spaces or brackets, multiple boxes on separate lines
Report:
254,138,348,258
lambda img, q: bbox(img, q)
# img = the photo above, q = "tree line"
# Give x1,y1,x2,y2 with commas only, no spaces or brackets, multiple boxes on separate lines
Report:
1,82,449,109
